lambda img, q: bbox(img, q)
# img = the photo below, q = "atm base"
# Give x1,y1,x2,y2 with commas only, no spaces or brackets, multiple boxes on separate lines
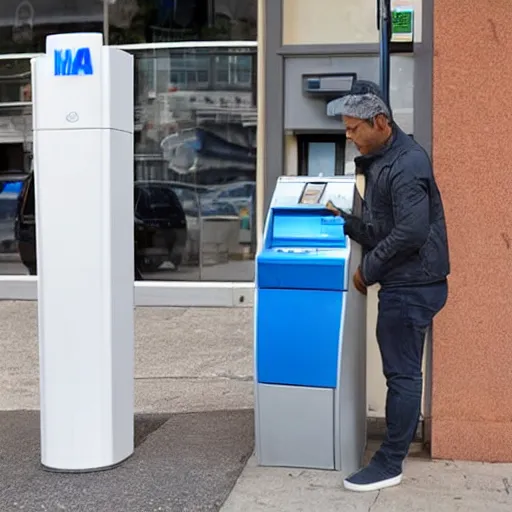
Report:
255,383,335,470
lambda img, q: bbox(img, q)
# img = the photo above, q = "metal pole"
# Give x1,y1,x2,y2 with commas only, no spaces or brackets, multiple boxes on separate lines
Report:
103,0,109,45
378,0,391,105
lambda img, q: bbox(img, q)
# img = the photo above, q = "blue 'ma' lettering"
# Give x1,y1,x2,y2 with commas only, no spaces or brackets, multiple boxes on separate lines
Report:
54,48,93,76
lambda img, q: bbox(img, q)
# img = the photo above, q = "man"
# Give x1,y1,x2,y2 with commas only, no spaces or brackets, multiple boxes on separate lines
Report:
329,81,450,492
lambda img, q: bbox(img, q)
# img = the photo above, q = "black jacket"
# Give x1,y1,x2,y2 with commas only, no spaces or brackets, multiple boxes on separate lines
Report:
344,125,450,288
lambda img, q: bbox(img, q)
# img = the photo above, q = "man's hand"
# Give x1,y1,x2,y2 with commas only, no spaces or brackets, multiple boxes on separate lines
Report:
325,200,349,219
353,267,367,295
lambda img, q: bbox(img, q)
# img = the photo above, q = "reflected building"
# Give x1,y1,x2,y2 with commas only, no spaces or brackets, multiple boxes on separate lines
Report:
0,0,258,282
0,1,104,53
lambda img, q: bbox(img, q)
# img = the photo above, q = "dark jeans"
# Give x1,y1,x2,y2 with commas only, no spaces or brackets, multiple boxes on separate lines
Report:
370,280,448,475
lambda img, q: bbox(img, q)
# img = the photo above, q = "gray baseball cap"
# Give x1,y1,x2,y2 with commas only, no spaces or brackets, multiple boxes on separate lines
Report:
326,80,392,120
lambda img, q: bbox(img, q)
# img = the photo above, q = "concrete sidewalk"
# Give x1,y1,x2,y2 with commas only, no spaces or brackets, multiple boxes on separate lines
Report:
222,443,512,512
0,301,254,413
1,301,512,511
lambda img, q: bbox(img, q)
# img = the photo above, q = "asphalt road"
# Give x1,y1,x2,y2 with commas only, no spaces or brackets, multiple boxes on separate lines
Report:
0,409,254,512
0,302,255,511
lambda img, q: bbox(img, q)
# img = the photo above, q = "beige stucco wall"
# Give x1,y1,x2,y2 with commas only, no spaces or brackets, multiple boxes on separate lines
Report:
282,0,422,46
284,135,297,176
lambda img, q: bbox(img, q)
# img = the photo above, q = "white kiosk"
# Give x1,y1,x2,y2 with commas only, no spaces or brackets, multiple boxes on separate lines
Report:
31,33,135,472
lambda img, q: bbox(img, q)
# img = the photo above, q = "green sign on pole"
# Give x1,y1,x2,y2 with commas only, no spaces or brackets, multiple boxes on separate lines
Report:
392,8,414,42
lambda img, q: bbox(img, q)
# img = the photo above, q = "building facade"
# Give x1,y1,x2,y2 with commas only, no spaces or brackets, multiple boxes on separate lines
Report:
0,0,505,463
257,0,425,433
258,0,512,463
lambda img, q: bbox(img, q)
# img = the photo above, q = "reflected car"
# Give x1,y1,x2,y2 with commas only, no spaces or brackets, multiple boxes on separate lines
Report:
199,200,239,217
202,181,254,210
15,172,188,277
160,181,206,218
201,180,255,229
134,181,187,273
0,173,26,254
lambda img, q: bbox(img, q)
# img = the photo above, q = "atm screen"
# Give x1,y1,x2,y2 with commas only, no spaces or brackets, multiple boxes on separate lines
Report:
298,182,326,204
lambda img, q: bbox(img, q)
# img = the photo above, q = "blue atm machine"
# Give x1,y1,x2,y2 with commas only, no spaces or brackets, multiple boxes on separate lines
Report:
254,176,366,474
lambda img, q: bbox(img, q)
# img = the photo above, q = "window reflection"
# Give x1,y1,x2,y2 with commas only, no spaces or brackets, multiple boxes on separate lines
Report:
0,1,256,52
0,45,257,283
0,0,103,53
0,172,30,275
0,60,31,103
0,53,33,273
134,181,188,273
132,46,257,281
109,0,257,45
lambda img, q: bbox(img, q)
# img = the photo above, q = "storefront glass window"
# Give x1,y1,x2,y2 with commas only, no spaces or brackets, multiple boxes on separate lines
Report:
0,45,257,282
131,46,257,281
0,1,256,52
0,57,33,271
0,0,258,280
0,0,104,54
108,0,257,45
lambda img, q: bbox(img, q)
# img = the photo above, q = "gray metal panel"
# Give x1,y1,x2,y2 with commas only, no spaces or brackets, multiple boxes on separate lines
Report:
390,56,414,135
278,44,380,56
0,276,37,300
253,288,262,462
334,237,367,475
413,0,433,156
255,0,284,453
414,0,433,445
422,326,432,446
262,0,284,221
284,55,415,134
256,384,335,470
284,56,379,132
0,277,255,307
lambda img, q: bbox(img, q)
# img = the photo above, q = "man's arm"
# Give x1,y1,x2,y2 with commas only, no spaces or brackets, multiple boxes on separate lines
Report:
361,150,430,286
343,215,379,250
326,200,378,250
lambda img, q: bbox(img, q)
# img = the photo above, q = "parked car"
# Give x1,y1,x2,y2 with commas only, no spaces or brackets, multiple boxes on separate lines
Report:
15,172,188,278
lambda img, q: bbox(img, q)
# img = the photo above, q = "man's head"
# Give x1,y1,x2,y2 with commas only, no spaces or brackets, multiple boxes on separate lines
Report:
327,80,393,155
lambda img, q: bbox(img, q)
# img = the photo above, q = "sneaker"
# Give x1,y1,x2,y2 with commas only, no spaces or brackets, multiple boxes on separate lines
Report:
343,464,402,492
